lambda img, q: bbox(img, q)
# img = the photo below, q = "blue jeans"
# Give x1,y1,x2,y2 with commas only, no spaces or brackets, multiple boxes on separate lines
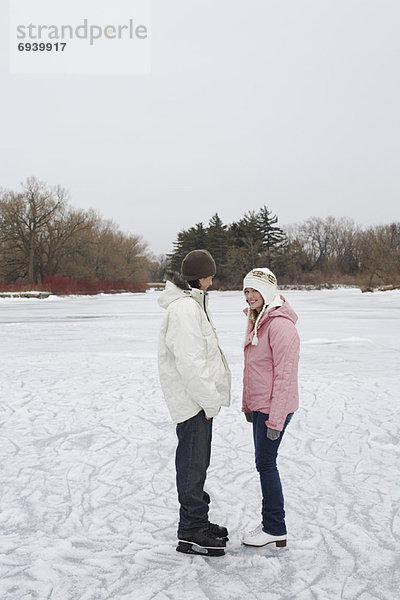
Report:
252,412,293,536
175,410,212,538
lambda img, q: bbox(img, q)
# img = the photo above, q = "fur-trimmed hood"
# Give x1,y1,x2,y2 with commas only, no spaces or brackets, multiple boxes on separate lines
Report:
158,270,202,310
164,270,190,290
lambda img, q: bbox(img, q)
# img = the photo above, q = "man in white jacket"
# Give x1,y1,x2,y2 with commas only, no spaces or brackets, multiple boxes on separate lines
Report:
158,249,231,556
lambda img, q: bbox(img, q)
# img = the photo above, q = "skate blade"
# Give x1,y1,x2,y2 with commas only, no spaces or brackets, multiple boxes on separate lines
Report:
176,542,225,557
177,538,226,550
243,539,287,548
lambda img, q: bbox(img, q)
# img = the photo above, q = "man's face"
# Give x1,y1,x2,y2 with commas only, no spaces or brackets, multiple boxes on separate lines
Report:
199,276,213,291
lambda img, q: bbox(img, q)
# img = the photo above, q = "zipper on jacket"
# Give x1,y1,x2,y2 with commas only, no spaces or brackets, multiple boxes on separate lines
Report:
203,292,211,323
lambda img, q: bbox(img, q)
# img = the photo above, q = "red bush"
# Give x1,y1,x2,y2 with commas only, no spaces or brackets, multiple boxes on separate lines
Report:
0,277,148,295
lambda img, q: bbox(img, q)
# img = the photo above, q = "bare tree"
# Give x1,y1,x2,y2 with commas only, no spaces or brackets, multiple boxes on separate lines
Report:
0,177,66,282
359,224,400,286
0,179,153,286
39,206,93,279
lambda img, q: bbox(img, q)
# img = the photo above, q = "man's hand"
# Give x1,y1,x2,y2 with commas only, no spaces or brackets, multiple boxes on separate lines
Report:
266,427,280,440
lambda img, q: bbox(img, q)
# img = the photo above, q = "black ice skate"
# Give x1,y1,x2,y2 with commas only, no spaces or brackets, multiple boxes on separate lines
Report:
177,526,227,557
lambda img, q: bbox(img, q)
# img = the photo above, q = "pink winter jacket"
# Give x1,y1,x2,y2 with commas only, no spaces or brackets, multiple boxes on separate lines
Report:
242,298,300,431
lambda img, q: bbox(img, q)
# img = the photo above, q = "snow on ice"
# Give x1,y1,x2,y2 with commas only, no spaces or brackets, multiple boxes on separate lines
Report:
1,288,399,599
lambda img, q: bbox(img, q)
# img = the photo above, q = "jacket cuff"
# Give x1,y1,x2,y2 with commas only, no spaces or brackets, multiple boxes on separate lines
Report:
203,406,219,419
264,418,283,432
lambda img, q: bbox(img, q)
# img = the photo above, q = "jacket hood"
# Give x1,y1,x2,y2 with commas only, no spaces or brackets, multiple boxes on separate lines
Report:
158,271,191,309
165,270,191,291
158,270,211,312
262,297,298,326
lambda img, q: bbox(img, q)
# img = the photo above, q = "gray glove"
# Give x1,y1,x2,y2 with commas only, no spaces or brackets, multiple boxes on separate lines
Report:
266,427,280,441
244,412,253,423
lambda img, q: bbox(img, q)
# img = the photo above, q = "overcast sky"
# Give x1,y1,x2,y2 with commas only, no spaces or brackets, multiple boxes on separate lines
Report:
1,0,399,255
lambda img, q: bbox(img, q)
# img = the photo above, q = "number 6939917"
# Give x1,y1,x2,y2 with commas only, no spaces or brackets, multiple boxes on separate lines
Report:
18,42,67,51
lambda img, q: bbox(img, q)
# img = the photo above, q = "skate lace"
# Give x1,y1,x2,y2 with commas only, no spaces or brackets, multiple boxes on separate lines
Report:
248,523,263,536
208,523,220,535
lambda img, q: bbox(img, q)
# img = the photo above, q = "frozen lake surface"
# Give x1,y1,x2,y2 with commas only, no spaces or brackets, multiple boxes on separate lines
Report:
1,288,399,599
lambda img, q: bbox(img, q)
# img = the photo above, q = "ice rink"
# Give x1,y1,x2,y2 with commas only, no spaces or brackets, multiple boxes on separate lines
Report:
1,288,399,599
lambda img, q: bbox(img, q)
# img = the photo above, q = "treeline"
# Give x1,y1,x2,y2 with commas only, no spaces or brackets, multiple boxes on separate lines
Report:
166,207,400,289
2,179,398,293
0,177,153,293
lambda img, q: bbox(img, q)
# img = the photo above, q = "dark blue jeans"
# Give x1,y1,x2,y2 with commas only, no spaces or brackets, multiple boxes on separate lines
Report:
175,410,212,538
252,412,293,536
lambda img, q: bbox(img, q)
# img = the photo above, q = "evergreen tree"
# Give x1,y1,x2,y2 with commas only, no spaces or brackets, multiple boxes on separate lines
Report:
229,210,263,250
224,211,264,285
257,206,287,268
206,213,228,279
168,222,207,271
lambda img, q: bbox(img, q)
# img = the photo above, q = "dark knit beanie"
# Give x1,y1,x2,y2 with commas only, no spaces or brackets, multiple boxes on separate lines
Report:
181,249,216,280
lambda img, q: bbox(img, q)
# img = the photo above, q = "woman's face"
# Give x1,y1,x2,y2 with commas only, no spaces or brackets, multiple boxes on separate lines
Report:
244,288,264,312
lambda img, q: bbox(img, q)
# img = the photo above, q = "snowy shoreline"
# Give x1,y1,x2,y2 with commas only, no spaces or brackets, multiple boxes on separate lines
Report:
2,284,399,301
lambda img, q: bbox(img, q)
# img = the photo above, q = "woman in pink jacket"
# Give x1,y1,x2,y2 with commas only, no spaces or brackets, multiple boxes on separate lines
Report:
241,268,300,548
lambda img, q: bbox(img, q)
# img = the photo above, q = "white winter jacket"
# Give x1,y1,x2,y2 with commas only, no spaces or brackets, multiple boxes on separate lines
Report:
158,273,231,424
